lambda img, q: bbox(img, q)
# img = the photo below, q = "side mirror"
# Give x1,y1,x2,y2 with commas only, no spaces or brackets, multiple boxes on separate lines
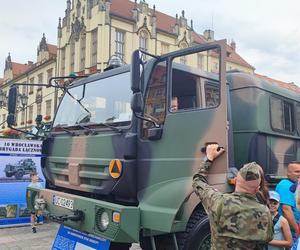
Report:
148,127,163,140
7,86,18,127
131,50,142,93
131,92,143,113
7,114,15,127
8,85,17,115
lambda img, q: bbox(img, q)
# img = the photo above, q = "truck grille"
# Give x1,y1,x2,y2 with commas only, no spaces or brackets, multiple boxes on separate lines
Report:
48,158,111,193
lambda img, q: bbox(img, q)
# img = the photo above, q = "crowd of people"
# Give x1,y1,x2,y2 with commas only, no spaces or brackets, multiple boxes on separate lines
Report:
193,144,300,250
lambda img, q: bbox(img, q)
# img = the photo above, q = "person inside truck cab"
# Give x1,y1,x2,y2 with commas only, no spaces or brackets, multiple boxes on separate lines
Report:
171,96,178,112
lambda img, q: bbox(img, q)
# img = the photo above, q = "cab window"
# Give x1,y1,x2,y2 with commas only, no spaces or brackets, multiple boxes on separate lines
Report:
143,61,167,129
170,49,220,112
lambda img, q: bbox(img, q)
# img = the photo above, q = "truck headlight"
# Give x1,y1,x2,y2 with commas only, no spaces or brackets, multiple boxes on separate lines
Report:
100,211,109,231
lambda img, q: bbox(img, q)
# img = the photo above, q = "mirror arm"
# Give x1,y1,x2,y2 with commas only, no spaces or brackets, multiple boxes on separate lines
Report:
7,124,45,140
133,111,159,128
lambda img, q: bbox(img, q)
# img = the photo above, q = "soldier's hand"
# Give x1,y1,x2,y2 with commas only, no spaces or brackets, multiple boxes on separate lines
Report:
206,144,225,161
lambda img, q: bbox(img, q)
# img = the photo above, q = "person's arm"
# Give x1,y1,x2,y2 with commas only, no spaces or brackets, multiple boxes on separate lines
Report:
268,217,293,247
282,204,298,237
192,144,225,212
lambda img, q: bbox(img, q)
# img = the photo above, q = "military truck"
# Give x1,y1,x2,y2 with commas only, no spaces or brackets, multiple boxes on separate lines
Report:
4,159,36,180
6,40,300,249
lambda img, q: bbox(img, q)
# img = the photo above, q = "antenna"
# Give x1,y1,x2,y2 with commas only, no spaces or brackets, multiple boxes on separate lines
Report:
211,12,214,30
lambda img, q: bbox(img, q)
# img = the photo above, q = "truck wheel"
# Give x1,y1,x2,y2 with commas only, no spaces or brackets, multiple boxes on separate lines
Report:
5,173,13,178
15,170,24,180
176,208,211,250
140,234,174,250
109,242,131,250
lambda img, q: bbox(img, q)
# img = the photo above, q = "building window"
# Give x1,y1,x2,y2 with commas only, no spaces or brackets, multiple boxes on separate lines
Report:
29,77,34,94
80,34,86,71
198,54,204,69
47,68,53,84
14,112,18,125
22,83,27,94
270,96,294,133
61,47,66,76
46,100,52,116
212,62,219,73
28,106,34,122
37,73,43,90
37,103,42,115
70,40,75,73
38,73,43,84
21,111,25,124
161,43,169,55
91,29,98,66
139,30,148,52
179,42,188,65
115,30,125,61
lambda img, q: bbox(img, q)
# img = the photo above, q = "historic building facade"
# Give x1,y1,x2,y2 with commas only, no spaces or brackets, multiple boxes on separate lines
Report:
57,0,254,76
0,0,256,134
0,34,58,132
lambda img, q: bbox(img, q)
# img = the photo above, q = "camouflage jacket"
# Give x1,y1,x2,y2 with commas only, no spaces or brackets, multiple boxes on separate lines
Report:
192,161,273,250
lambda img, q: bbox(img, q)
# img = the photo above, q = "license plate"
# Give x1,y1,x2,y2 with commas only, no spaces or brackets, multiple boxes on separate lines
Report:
53,195,74,210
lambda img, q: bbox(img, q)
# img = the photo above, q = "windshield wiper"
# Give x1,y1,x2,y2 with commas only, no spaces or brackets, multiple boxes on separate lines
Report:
98,122,124,133
55,126,76,136
75,124,98,135
76,113,91,124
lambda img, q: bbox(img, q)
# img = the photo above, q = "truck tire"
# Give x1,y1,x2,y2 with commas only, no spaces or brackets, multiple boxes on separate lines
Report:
140,234,174,250
109,242,131,250
15,170,24,180
5,173,13,178
176,208,211,250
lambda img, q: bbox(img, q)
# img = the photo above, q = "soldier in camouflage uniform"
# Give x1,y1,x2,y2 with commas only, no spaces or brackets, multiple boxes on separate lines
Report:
193,144,274,250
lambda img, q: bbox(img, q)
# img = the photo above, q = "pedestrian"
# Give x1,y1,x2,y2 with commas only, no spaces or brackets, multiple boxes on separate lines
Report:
28,172,43,233
267,191,293,250
193,144,273,250
275,161,300,241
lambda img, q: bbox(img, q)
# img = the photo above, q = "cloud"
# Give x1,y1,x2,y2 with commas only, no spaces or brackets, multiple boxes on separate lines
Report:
0,1,65,77
147,0,300,85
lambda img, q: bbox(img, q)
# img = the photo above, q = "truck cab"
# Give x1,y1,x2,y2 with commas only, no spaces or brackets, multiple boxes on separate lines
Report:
21,40,227,249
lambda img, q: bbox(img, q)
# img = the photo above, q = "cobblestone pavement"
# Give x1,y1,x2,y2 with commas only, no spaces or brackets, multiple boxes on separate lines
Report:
0,221,141,250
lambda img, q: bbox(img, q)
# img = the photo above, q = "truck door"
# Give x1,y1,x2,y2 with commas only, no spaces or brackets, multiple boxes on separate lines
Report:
137,40,228,197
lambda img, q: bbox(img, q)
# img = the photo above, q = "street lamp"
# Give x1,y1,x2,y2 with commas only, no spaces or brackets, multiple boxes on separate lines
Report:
18,93,28,128
19,93,28,107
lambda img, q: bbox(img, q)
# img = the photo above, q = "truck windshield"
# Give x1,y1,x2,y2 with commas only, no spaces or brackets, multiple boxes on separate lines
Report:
53,72,132,128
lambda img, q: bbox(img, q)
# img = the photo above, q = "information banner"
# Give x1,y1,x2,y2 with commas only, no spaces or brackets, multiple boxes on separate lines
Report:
0,138,44,227
52,225,110,250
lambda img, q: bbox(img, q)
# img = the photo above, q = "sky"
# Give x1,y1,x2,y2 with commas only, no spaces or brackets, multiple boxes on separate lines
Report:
0,0,299,86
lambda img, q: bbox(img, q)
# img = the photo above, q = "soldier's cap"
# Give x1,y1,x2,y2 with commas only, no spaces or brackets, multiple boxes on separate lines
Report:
238,162,261,181
269,191,280,203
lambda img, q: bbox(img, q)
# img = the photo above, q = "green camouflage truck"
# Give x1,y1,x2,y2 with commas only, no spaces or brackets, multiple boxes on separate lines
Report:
7,40,300,249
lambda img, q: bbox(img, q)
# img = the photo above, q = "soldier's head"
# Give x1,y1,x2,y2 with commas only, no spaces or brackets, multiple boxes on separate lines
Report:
287,161,300,183
235,162,262,194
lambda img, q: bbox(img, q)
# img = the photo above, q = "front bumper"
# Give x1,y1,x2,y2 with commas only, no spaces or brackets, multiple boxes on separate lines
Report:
27,187,140,243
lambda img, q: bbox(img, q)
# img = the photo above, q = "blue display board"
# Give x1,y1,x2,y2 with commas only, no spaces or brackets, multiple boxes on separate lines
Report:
0,139,44,227
52,225,110,250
